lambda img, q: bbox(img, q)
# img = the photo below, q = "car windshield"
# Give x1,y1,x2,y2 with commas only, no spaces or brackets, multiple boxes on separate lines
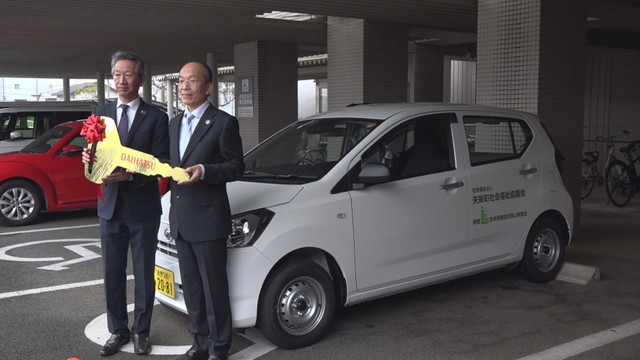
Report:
243,118,380,183
21,125,73,153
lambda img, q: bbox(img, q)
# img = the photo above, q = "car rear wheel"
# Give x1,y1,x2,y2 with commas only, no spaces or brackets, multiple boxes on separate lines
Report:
518,217,566,283
258,260,336,349
0,180,43,226
605,160,634,208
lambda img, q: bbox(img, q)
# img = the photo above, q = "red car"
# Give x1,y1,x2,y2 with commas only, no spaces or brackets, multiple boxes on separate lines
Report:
0,120,97,226
0,120,171,226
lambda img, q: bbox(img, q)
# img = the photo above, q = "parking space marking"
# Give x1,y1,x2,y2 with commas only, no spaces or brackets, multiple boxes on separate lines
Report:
38,241,101,271
0,238,101,270
0,224,99,237
85,302,277,358
517,318,640,360
0,275,133,300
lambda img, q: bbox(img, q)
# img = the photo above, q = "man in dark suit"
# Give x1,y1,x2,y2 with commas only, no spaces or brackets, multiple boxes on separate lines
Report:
169,62,244,360
91,51,169,356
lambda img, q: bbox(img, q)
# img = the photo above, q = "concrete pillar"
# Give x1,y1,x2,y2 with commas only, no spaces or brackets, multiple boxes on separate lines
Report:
476,0,587,226
96,71,105,105
207,52,218,106
411,43,445,102
143,63,152,103
166,79,175,118
234,41,297,151
62,78,71,102
327,17,408,110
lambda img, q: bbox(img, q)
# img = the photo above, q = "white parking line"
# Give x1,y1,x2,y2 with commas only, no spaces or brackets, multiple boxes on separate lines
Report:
0,275,132,299
517,318,640,360
86,304,277,358
7,275,636,359
0,223,99,236
3,277,278,359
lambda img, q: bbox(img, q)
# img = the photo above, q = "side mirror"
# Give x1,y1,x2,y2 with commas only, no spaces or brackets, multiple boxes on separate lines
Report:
60,144,83,156
9,130,24,140
357,163,391,185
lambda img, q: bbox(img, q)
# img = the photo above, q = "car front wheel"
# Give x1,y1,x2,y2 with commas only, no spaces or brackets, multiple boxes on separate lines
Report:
518,217,566,283
0,180,43,226
258,260,336,349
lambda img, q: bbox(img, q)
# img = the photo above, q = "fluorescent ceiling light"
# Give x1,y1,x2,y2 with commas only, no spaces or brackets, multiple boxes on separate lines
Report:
256,11,320,21
415,38,441,43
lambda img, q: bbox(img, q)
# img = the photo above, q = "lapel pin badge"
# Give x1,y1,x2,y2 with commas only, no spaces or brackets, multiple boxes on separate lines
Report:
205,119,211,125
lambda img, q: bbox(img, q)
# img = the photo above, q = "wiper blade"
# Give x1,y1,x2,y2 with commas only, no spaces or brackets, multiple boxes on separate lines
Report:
242,170,318,180
242,170,276,178
273,174,318,179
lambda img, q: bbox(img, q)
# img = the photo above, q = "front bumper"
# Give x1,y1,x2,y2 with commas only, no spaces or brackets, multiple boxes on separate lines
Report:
155,220,274,329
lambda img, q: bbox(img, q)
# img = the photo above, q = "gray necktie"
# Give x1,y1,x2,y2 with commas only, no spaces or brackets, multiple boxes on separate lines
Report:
118,104,129,143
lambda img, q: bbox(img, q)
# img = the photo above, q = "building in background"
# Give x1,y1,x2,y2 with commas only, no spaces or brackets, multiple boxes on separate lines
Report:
51,82,117,101
0,77,63,102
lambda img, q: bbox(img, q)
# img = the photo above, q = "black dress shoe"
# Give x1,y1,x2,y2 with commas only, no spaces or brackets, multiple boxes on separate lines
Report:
100,333,130,356
132,333,151,355
208,354,228,360
175,347,208,360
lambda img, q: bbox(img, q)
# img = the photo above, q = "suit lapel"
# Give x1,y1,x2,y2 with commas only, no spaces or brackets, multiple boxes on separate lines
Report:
180,104,218,166
106,102,118,121
125,100,149,146
171,112,184,166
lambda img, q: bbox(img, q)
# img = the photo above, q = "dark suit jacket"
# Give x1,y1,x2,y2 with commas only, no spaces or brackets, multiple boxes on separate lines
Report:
93,100,170,221
169,103,244,242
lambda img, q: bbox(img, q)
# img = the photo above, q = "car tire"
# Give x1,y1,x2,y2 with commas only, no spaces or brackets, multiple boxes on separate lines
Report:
518,217,566,283
258,260,336,349
0,180,43,226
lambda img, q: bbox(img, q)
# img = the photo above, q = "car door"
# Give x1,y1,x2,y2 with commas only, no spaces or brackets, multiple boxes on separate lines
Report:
349,113,470,292
53,132,96,204
461,113,541,262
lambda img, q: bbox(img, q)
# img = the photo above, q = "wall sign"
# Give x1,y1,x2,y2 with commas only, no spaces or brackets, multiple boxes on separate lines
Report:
237,75,254,118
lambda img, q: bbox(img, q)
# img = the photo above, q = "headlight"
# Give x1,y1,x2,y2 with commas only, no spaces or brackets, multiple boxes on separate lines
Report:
227,209,274,248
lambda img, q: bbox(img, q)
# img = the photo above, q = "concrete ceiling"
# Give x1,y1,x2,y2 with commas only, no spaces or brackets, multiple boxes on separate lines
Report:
1,0,639,78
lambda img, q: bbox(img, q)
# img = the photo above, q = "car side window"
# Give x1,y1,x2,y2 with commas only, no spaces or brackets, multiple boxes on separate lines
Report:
463,116,532,166
362,114,455,180
68,135,88,148
0,114,11,140
14,114,40,139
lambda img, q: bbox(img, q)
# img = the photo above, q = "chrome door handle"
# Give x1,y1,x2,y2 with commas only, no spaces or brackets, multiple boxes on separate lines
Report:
440,181,464,190
518,167,538,175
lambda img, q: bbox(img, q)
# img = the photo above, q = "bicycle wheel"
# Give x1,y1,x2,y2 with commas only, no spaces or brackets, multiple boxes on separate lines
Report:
605,160,634,207
581,159,596,200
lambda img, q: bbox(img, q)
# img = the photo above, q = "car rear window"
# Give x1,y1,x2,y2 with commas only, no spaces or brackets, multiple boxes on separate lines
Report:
463,116,533,166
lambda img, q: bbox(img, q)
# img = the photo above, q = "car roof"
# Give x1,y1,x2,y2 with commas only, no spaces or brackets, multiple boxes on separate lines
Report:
306,102,536,121
58,119,85,127
0,101,96,109
0,106,93,113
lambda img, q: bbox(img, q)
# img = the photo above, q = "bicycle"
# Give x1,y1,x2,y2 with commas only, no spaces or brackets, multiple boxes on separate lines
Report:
605,140,640,207
581,130,629,199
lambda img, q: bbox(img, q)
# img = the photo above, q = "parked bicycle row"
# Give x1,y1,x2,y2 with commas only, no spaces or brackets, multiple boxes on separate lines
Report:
582,129,640,207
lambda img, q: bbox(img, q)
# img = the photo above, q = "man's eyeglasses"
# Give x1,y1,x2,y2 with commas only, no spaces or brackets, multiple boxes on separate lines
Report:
177,79,199,87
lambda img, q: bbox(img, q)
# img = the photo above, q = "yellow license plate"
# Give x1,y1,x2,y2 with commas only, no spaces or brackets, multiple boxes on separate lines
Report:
154,266,175,298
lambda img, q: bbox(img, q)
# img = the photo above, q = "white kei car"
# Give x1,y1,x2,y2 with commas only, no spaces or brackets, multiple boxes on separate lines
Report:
155,103,573,349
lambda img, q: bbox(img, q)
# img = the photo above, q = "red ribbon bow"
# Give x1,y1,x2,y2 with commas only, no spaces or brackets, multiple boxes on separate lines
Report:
80,114,106,143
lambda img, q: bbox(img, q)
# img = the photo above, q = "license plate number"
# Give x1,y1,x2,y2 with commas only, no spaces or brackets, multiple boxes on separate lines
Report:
154,266,175,298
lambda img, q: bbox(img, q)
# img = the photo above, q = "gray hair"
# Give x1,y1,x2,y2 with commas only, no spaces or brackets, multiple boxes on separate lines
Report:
110,50,145,77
